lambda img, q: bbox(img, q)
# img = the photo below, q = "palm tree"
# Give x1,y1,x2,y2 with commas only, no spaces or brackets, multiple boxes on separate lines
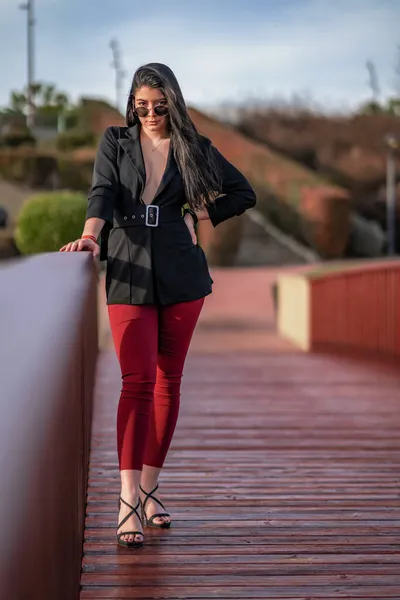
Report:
54,92,69,111
10,91,27,113
29,82,43,107
42,84,56,106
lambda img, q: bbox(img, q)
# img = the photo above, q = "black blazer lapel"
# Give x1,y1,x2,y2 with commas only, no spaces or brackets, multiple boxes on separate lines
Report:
118,125,146,186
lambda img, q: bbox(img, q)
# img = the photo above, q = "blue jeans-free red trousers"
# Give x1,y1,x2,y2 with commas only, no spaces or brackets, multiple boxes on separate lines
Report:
108,298,204,471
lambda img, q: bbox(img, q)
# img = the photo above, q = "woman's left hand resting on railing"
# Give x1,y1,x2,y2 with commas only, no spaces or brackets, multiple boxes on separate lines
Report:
59,217,104,258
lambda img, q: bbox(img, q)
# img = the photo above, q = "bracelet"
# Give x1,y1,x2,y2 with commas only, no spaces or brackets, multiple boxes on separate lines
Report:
81,234,97,244
183,208,198,226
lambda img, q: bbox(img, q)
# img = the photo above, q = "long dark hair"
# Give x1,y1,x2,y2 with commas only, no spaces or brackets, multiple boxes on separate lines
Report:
126,62,222,210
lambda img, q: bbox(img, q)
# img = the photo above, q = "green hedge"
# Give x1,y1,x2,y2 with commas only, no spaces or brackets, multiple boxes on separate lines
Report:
14,191,87,255
55,130,96,151
0,149,94,191
0,150,58,187
0,130,36,148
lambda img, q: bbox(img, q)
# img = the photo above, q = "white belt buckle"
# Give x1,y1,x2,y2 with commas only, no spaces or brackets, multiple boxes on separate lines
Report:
145,204,159,227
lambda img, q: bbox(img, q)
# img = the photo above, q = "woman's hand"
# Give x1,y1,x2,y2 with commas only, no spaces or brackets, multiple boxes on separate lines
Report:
59,238,100,258
184,212,197,245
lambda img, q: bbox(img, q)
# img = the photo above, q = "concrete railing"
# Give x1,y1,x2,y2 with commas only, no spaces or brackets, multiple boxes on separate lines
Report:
277,258,400,359
0,252,98,600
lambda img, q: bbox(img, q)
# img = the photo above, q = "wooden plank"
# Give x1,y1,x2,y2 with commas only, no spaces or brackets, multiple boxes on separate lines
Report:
84,521,400,532
83,535,400,548
83,542,400,555
80,586,400,599
81,573,400,586
82,553,400,566
86,507,400,518
81,563,400,576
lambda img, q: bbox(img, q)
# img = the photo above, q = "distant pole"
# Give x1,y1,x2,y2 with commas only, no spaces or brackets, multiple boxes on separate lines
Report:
366,60,380,106
384,134,399,255
109,39,125,113
19,0,35,129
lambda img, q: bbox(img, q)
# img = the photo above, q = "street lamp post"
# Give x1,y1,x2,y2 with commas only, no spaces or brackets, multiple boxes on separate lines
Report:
19,0,35,129
109,39,125,114
384,134,399,256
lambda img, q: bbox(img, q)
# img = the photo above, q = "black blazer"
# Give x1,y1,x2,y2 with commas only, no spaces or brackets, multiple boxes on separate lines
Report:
86,124,257,305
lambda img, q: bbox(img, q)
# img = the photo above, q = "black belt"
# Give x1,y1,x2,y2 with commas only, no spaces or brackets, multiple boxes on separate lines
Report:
119,204,183,227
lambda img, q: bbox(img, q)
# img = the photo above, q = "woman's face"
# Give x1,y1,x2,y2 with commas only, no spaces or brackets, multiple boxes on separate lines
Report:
134,86,169,135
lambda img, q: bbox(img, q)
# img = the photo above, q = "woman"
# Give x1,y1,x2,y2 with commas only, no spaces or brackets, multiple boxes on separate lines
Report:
60,63,256,548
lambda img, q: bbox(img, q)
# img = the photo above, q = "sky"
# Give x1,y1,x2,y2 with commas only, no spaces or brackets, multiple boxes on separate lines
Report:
0,0,399,114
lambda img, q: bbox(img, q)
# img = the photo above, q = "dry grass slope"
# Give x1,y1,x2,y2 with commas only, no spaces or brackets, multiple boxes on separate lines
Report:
188,107,350,258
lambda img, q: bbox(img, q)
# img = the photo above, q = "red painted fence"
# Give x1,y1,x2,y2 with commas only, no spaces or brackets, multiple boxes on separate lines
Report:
310,259,400,358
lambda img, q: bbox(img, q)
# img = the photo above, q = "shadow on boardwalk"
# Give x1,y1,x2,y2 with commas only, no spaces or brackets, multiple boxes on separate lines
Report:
82,267,400,599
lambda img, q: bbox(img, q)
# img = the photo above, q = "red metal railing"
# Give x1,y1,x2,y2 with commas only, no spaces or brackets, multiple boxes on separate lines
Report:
310,260,400,358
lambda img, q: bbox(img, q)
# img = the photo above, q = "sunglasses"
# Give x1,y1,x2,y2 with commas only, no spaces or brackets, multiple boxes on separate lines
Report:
134,105,169,118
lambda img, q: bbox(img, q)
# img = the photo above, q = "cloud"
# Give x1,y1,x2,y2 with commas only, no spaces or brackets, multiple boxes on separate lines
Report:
0,0,398,112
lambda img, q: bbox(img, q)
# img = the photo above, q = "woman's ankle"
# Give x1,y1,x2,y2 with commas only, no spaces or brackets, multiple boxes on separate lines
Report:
141,465,162,492
120,468,143,502
140,480,159,494
120,487,140,503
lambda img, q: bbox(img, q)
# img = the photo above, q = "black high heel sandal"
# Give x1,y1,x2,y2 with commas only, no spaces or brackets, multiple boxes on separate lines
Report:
140,484,171,528
116,497,144,548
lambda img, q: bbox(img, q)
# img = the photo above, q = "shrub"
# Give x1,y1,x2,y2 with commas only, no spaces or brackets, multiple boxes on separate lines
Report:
55,130,96,152
14,191,87,255
0,149,94,191
1,129,36,149
0,149,58,187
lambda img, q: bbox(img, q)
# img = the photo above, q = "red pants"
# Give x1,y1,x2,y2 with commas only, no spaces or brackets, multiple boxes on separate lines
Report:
108,299,204,471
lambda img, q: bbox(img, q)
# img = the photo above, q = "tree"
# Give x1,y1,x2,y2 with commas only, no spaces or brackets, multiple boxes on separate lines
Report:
359,100,383,115
6,82,71,116
387,98,400,117
359,50,400,116
42,84,55,106
54,92,69,111
10,91,27,113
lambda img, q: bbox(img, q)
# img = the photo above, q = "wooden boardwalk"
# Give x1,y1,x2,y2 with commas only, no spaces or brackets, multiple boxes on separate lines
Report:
81,268,400,599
